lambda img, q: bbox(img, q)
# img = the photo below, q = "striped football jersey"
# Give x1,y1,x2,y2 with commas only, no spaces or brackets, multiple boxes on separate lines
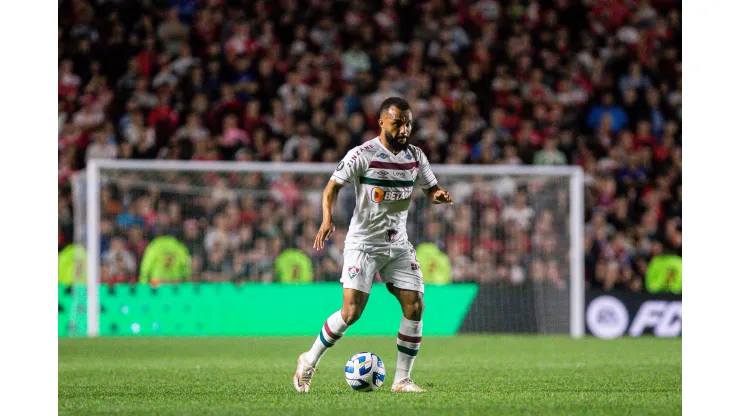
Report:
331,137,438,245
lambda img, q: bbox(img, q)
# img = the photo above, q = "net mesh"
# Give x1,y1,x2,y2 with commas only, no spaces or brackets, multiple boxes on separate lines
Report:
65,165,573,336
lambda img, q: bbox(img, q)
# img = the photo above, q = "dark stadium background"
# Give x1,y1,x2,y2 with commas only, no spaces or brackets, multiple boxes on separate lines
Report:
58,0,681,296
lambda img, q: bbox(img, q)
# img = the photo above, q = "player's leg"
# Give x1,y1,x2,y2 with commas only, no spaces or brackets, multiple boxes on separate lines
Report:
294,246,375,392
387,285,426,392
379,242,427,392
305,288,369,365
294,288,370,393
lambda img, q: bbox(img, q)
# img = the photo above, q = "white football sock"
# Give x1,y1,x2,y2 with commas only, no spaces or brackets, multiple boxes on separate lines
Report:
305,310,349,366
394,316,423,382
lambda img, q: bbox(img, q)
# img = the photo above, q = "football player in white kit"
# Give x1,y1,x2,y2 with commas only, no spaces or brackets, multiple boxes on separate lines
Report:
293,97,453,393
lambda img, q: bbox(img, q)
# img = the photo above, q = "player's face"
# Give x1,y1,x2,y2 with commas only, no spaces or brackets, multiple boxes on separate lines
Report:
380,107,413,152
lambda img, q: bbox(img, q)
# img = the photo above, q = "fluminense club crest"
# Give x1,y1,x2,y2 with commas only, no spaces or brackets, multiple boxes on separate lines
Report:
348,266,360,278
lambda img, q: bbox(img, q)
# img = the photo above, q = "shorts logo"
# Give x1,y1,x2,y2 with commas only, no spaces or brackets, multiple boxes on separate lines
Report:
371,187,412,203
377,170,389,178
348,266,360,279
336,161,344,171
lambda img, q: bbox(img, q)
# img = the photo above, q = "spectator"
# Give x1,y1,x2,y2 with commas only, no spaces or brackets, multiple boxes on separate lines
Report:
157,8,189,56
86,125,118,161
175,113,209,142
534,138,567,165
342,43,371,81
283,122,320,161
102,237,137,283
587,93,628,132
619,62,653,94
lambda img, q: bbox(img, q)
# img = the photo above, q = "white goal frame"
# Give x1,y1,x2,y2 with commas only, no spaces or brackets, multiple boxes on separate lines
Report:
84,160,585,338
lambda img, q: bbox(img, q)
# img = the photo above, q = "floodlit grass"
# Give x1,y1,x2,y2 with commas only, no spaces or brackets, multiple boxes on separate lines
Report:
59,335,681,415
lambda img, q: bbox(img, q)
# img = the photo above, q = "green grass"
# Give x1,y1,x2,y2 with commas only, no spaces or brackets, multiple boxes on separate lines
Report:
59,335,681,415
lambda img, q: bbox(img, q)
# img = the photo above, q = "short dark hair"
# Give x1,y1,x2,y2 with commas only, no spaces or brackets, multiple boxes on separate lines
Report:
379,97,411,115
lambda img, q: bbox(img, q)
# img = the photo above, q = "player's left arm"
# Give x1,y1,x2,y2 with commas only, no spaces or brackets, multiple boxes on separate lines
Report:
423,184,454,205
416,149,453,205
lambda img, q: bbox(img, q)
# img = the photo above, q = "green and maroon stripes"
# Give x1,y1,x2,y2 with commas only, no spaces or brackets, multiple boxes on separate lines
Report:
369,161,419,170
318,320,343,347
396,332,422,356
359,177,415,187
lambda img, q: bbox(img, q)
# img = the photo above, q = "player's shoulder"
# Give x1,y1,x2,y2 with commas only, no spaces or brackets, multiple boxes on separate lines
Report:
343,139,381,162
407,144,428,161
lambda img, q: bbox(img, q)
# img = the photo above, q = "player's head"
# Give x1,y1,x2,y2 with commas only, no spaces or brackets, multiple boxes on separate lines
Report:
378,97,412,152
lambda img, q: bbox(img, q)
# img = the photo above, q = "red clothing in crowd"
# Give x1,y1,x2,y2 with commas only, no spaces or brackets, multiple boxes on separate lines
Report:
148,105,180,130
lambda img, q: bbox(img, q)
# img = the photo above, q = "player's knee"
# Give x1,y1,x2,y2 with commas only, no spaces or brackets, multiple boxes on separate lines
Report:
341,303,364,325
403,298,424,320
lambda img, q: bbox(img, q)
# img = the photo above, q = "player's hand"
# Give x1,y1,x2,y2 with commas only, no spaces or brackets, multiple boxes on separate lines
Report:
313,220,336,250
431,188,454,205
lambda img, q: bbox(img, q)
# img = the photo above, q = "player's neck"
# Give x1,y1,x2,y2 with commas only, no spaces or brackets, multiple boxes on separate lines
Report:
379,135,403,155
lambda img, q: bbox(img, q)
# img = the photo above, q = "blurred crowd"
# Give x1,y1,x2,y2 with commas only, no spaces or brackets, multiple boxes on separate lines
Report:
58,0,681,292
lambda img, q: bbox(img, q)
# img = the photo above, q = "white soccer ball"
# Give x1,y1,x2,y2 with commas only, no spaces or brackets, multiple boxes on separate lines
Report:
344,352,385,392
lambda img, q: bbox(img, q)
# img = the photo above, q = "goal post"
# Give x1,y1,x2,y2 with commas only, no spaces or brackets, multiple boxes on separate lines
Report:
78,160,584,338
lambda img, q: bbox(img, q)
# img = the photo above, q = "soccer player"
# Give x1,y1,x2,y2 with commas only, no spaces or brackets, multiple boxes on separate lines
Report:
293,97,453,393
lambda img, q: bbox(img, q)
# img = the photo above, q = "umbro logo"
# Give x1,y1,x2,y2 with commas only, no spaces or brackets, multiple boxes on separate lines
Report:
377,170,389,178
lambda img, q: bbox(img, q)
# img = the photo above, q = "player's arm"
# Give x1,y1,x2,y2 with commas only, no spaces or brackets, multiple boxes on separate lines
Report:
314,179,342,250
416,149,453,205
423,184,454,205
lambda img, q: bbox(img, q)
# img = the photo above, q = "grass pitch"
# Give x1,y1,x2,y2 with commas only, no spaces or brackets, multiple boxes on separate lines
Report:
59,335,680,415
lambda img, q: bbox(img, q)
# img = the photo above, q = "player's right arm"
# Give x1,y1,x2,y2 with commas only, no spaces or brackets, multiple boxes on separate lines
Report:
314,148,366,250
314,179,341,250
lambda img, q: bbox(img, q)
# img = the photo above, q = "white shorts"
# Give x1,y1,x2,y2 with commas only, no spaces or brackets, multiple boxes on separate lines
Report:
340,241,424,294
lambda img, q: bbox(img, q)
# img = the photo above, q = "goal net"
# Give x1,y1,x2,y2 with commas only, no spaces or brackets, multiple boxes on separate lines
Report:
63,161,583,337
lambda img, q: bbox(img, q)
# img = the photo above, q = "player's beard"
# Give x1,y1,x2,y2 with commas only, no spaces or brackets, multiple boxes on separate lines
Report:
385,131,409,152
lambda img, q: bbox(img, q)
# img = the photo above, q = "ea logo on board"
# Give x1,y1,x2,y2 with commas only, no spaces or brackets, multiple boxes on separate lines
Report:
372,188,386,202
586,296,629,339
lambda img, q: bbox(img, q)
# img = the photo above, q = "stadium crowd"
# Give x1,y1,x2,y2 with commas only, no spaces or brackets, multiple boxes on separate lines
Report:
58,0,681,293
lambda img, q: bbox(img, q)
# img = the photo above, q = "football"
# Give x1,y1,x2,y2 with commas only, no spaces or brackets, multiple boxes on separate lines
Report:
344,352,385,392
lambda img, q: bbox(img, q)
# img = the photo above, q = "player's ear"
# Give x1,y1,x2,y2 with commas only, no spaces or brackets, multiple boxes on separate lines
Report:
378,118,384,129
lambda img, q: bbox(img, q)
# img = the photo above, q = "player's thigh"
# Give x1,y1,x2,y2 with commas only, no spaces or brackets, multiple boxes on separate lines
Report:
379,243,424,295
386,283,425,320
340,245,379,295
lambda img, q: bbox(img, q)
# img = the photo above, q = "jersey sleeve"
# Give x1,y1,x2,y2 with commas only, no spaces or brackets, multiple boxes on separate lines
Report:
416,149,438,190
330,147,364,185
